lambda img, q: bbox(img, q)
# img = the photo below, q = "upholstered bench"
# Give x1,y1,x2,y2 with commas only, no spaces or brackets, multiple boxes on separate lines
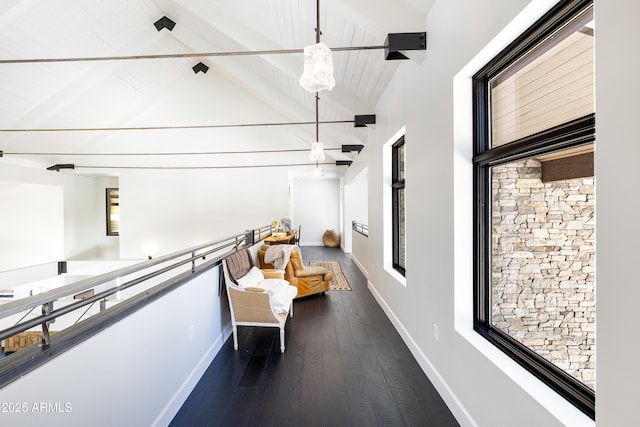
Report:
222,248,297,353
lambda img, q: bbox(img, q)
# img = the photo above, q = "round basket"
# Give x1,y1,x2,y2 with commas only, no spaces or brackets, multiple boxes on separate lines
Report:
322,229,341,247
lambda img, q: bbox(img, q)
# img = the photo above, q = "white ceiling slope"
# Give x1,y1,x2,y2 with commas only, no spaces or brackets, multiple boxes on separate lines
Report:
0,0,428,177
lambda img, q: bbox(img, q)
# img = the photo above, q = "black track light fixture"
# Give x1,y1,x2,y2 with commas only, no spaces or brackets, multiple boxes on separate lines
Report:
46,164,75,171
154,16,176,32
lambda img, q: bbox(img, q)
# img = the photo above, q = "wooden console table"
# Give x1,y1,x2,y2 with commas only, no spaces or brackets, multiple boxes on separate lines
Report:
263,231,296,245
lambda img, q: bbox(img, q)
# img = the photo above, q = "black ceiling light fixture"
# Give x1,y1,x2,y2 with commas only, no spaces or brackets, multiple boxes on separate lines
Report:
341,144,364,153
385,32,427,60
192,62,209,74
154,16,176,32
336,160,353,167
354,114,376,127
46,164,75,171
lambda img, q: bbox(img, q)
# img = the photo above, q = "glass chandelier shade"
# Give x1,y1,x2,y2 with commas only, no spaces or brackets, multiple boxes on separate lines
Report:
299,42,335,92
309,141,325,161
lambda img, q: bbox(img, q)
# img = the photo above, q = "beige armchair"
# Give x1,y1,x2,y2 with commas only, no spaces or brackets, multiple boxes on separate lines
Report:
222,248,297,353
257,244,333,298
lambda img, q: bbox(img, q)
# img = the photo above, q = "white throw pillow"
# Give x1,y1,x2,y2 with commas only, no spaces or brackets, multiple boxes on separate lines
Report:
236,266,264,289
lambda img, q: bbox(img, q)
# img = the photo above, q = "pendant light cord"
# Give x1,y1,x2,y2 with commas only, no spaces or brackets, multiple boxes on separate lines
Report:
316,0,321,44
315,0,321,143
315,94,319,142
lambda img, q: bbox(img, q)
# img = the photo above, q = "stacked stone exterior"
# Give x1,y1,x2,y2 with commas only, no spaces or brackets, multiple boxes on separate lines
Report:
491,159,595,390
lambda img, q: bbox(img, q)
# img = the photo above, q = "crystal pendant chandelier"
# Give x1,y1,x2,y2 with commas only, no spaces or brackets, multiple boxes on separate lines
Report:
309,141,325,161
300,42,335,92
299,0,334,93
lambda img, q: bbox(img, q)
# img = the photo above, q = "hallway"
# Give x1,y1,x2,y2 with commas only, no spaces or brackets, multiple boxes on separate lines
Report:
170,246,458,426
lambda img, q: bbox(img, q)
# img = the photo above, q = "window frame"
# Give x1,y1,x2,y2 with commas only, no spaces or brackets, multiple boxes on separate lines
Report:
392,136,406,276
106,188,120,236
472,0,595,418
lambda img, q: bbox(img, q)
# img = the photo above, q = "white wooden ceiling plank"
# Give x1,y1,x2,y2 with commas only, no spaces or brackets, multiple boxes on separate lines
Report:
342,26,363,89
0,0,402,175
172,0,371,114
351,33,376,92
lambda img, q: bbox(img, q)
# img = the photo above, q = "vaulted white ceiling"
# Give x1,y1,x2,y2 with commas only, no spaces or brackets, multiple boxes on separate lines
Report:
0,0,429,177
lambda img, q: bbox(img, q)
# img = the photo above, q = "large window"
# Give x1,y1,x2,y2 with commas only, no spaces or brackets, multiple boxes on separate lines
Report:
473,0,594,418
392,137,406,275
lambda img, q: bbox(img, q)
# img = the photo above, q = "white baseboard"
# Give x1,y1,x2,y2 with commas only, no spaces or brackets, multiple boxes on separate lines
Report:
153,323,232,426
350,254,368,278
367,280,475,427
301,242,325,247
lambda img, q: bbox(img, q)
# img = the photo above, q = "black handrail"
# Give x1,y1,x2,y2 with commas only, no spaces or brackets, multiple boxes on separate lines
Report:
0,224,275,389
352,220,368,237
0,225,273,343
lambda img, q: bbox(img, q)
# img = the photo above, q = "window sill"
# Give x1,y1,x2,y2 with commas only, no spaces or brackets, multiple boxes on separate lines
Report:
385,265,406,287
456,325,594,426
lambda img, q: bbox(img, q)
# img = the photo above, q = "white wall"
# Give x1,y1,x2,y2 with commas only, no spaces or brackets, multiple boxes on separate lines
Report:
347,170,368,226
342,168,368,253
358,0,601,426
119,168,290,259
63,175,119,260
0,163,114,273
594,0,640,425
292,178,340,246
0,179,63,271
351,231,369,278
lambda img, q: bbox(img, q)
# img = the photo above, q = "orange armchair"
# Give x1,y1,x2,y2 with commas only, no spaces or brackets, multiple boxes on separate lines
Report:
258,244,333,298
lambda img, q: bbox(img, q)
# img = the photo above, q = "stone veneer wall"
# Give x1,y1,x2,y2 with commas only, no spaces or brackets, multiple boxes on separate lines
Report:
491,159,595,390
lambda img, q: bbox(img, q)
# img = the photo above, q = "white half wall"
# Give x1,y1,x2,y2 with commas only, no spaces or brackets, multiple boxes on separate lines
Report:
0,265,228,427
351,231,369,278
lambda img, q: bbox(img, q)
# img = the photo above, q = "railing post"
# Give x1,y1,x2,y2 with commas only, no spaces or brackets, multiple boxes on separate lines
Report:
57,261,67,275
246,229,255,246
41,301,53,346
191,251,196,273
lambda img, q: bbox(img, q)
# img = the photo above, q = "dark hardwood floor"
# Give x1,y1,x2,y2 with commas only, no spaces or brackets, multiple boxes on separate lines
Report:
170,246,458,427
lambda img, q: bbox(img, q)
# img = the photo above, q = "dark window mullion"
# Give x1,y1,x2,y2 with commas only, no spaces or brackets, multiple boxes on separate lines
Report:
392,186,399,269
473,164,492,330
392,137,405,276
473,114,596,167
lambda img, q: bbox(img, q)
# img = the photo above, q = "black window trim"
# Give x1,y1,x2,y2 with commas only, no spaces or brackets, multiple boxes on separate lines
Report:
472,0,595,419
392,136,405,276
